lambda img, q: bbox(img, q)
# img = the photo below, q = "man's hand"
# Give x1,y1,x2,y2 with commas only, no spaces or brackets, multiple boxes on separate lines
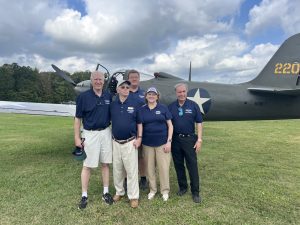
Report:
133,138,141,149
163,142,171,153
193,140,202,153
75,137,84,148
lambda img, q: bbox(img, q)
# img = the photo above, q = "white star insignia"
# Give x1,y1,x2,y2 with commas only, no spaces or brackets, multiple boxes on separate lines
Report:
187,89,210,114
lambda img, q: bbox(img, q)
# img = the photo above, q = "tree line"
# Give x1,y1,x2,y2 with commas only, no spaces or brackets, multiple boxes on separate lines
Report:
0,63,90,103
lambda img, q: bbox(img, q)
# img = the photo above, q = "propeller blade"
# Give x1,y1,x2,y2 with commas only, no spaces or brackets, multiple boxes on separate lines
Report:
51,64,76,86
189,61,192,82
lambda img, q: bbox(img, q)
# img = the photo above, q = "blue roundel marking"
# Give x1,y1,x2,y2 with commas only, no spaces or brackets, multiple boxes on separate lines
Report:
187,88,212,114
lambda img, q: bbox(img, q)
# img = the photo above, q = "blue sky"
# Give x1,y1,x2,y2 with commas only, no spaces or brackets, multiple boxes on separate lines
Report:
0,0,300,83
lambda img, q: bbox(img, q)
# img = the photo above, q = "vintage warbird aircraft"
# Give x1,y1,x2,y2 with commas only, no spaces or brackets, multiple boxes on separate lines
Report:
1,33,300,120
51,33,300,120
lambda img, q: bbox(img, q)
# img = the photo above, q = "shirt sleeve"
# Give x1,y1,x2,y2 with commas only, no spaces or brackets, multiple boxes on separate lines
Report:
137,107,143,124
75,94,83,118
164,104,172,120
194,103,203,123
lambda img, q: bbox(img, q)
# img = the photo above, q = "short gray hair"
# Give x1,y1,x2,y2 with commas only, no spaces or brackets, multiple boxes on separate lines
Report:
174,83,188,91
90,71,104,80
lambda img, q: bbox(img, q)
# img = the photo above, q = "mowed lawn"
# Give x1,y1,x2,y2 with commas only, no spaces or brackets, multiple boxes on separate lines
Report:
0,113,299,225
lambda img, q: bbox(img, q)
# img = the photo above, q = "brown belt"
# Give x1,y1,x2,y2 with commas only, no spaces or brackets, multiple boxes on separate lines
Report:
112,136,135,144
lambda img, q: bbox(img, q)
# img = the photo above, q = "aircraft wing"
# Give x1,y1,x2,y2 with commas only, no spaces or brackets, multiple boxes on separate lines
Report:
0,101,76,117
248,87,300,96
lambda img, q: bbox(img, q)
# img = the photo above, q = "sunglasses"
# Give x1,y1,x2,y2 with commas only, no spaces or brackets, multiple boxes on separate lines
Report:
120,86,130,89
178,107,183,116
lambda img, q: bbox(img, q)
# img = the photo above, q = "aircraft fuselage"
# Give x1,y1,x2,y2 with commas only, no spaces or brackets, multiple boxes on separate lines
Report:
140,78,300,121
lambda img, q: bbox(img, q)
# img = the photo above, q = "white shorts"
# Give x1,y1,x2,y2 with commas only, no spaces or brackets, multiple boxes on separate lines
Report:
82,127,112,168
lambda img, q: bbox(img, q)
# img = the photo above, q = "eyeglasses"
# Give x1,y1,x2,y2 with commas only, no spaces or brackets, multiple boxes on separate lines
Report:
178,107,183,116
120,86,130,89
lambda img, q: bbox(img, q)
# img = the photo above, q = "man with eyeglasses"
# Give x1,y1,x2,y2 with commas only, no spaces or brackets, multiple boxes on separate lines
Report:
110,80,142,208
75,71,114,209
168,83,203,203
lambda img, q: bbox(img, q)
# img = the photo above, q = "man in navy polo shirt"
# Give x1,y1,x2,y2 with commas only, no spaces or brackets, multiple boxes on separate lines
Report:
110,80,142,208
127,69,148,190
168,83,203,203
75,71,114,209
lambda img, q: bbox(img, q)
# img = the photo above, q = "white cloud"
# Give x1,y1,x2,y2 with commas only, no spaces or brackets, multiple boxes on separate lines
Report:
146,35,279,83
44,8,119,48
43,0,243,57
0,0,63,55
245,0,300,36
0,0,291,84
0,53,95,73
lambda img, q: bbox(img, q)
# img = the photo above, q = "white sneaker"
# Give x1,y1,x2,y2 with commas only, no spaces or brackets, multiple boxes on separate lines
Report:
162,194,169,201
148,192,156,200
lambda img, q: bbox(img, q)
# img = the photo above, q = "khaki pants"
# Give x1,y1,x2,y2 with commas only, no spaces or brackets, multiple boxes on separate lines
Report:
113,139,139,199
143,144,171,195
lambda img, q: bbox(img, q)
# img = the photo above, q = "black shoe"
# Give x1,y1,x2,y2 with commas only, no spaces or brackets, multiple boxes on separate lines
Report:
192,194,201,203
139,177,148,191
78,196,88,209
102,193,114,205
177,189,187,196
123,178,127,193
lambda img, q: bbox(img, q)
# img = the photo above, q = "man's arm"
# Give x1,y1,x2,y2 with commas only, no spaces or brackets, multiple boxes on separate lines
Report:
164,120,173,153
74,117,82,147
193,123,203,153
133,123,143,148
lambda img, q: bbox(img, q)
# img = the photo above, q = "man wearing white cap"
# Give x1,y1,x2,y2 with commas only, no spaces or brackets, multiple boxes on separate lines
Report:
110,80,142,208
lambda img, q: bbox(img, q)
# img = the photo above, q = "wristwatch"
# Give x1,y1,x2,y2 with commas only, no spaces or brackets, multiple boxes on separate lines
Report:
168,139,172,142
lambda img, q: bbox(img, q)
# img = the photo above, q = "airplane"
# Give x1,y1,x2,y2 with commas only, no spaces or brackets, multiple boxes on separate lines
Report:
1,33,300,120
49,33,300,120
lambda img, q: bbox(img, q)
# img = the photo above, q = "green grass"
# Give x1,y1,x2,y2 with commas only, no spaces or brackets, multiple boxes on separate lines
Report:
0,113,299,225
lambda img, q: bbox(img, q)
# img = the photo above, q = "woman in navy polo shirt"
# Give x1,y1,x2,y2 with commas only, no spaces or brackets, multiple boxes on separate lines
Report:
137,87,173,201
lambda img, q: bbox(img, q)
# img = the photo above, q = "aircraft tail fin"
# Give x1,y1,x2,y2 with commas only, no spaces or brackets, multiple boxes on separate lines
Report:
250,33,300,92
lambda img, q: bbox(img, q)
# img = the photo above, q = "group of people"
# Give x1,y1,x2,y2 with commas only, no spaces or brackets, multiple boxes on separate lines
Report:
74,69,203,209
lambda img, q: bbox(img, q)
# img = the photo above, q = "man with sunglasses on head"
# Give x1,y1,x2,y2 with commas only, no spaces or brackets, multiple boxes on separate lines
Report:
75,71,114,209
168,83,203,203
110,80,142,208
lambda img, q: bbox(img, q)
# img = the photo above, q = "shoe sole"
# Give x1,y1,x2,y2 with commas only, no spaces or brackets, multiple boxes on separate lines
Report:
148,194,155,200
113,195,124,202
102,197,114,205
177,190,187,196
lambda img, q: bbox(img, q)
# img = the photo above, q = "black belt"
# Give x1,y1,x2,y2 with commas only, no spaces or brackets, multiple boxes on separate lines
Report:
86,126,108,131
112,136,135,144
176,133,194,138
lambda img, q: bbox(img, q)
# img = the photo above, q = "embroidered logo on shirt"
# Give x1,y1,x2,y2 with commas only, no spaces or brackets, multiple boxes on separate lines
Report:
139,95,144,98
185,109,193,114
104,100,110,105
127,107,135,113
155,111,161,115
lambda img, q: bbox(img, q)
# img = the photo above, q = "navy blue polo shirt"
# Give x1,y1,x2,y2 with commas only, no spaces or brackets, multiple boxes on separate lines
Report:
129,87,145,107
168,99,203,135
137,103,172,147
75,89,112,130
110,97,139,140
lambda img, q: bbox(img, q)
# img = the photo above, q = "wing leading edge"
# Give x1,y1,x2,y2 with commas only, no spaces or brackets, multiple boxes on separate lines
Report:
248,87,300,96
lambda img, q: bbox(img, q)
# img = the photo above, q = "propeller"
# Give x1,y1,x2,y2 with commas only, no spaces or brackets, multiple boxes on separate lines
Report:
51,64,77,86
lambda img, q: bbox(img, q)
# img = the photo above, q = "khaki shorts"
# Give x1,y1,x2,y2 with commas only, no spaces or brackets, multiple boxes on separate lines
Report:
82,127,112,168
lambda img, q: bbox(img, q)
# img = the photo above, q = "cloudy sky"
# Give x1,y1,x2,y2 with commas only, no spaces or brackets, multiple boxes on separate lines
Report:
0,0,300,83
